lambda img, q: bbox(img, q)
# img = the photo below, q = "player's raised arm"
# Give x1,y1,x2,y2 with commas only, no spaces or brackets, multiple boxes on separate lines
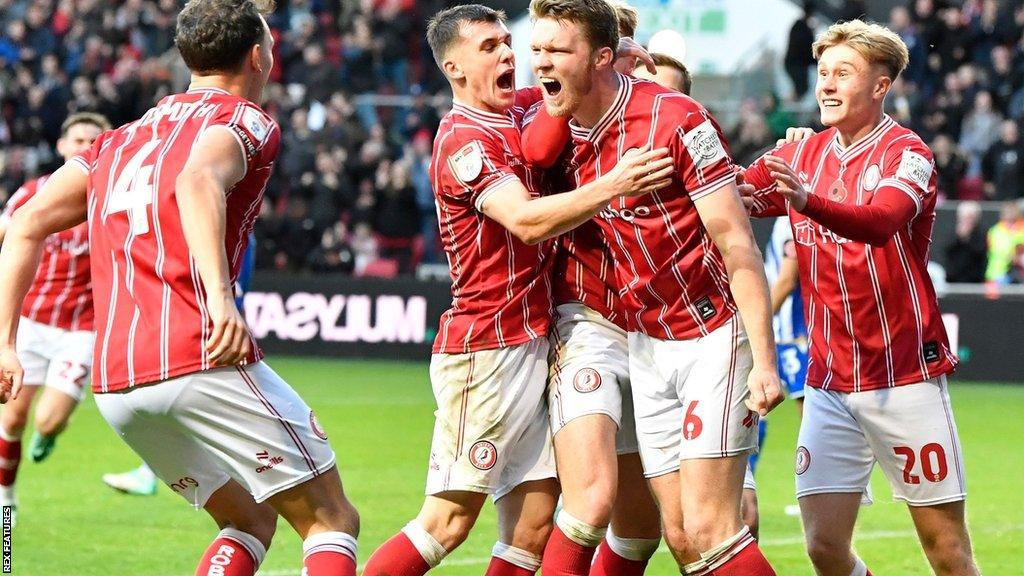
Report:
0,163,89,402
175,126,250,367
479,145,674,245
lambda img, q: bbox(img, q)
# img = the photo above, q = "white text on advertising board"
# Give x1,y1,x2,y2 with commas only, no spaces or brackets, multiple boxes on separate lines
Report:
244,292,427,343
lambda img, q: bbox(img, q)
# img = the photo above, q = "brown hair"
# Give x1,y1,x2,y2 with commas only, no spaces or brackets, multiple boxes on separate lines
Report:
645,53,692,95
606,0,639,37
812,19,909,78
61,112,111,135
175,0,275,74
426,4,507,69
530,0,619,53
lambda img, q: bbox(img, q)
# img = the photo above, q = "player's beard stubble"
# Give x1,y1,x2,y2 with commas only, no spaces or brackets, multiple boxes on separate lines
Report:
546,58,596,118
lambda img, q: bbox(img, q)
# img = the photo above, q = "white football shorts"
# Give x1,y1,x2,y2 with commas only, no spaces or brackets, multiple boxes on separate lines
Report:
95,361,336,507
17,316,94,401
796,376,966,506
548,302,638,455
628,315,758,478
426,337,556,500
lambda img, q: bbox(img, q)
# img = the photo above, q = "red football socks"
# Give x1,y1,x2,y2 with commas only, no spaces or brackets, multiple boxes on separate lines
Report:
362,532,430,576
541,525,598,576
194,536,257,576
590,540,649,576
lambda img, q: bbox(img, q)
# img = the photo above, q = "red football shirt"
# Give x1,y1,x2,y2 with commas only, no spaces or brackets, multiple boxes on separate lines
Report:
430,90,555,354
2,175,93,332
71,87,279,392
745,115,957,392
567,75,737,339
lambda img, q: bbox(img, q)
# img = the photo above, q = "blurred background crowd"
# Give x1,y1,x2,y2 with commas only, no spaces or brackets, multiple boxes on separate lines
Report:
1,0,1023,284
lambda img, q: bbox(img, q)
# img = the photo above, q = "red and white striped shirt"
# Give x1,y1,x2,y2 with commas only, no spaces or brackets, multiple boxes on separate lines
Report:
745,115,957,392
567,75,737,339
552,222,627,329
71,87,279,393
2,176,92,332
430,89,555,354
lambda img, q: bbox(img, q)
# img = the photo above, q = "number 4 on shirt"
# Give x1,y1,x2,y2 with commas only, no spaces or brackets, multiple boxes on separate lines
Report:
105,140,162,236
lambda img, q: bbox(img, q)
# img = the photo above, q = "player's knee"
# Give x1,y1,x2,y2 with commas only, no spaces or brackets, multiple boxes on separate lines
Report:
571,479,616,527
1,406,29,433
922,531,975,574
805,534,849,569
230,505,278,549
662,524,696,558
32,412,67,437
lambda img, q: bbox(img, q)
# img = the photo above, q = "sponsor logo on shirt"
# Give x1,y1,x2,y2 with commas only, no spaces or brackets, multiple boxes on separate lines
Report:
792,218,852,246
683,119,727,169
896,149,933,191
599,205,650,223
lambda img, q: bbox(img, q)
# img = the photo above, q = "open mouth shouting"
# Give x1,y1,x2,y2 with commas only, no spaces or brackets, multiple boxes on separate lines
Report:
497,69,515,93
540,77,562,98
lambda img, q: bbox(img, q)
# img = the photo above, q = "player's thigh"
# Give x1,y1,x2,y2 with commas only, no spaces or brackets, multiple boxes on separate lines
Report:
40,328,93,402
94,388,231,508
169,362,338,504
610,452,661,538
627,332,684,479
796,386,875,499
676,316,757,460
426,339,553,498
495,477,559,554
678,454,747,530
852,377,967,506
1,384,38,428
799,492,862,552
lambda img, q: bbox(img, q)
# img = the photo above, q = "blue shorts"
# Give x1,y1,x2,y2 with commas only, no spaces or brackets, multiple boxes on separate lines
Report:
776,342,807,399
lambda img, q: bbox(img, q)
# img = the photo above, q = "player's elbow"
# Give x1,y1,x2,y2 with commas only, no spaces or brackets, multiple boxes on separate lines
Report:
510,223,547,245
9,206,53,243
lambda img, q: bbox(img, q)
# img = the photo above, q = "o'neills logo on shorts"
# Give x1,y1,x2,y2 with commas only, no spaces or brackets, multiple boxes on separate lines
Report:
573,368,602,393
310,410,328,440
469,440,497,470
256,450,284,474
795,446,811,475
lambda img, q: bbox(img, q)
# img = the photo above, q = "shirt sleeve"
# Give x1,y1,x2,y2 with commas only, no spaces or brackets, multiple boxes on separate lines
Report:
742,149,790,218
438,129,522,212
210,102,279,174
670,104,737,201
69,130,108,175
521,102,570,169
800,185,919,247
876,138,936,217
0,182,35,224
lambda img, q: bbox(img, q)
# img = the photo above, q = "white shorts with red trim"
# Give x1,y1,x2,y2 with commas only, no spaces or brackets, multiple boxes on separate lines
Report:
426,337,556,500
17,316,93,402
628,316,758,478
94,361,336,507
796,376,967,506
548,302,638,455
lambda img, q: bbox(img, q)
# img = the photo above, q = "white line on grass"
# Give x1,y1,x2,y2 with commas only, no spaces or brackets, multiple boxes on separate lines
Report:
251,523,1023,575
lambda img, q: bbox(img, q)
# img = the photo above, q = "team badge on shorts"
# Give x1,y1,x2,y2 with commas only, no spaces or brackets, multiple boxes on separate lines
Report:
469,440,497,470
795,446,811,475
309,410,328,440
573,368,602,393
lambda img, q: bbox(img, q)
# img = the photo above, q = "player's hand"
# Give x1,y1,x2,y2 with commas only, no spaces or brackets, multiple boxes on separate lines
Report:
604,146,675,198
764,155,808,211
744,364,784,417
616,37,657,75
0,347,24,404
206,294,252,367
735,169,757,214
776,126,815,147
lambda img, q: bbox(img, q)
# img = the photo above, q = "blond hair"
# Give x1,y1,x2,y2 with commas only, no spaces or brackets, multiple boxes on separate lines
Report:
606,0,638,37
812,19,909,79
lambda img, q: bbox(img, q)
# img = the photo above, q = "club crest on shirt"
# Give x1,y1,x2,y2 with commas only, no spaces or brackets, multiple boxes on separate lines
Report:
862,164,881,191
896,149,933,191
683,119,727,168
573,368,602,393
450,140,485,182
468,440,497,470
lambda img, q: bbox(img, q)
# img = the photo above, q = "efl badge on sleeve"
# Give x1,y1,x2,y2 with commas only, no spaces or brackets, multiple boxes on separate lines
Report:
241,106,270,143
828,179,848,202
450,140,485,183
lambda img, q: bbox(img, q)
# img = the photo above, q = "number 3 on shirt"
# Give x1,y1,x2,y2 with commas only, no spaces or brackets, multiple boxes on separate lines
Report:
105,140,162,236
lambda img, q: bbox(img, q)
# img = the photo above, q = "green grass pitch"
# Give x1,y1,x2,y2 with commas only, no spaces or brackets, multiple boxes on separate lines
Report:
7,357,1023,575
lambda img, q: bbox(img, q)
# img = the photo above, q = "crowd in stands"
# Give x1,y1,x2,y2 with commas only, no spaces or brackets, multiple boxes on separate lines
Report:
1,0,1024,282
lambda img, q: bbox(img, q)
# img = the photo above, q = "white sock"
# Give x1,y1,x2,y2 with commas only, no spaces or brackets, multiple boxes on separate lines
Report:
492,541,541,571
303,531,357,563
850,556,868,576
700,526,754,571
556,509,606,547
219,527,267,567
401,520,448,568
605,527,660,562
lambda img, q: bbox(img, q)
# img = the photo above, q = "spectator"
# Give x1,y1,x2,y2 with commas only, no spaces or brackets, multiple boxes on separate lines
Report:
784,1,816,100
982,119,1024,200
945,201,988,283
959,90,1003,169
308,221,356,274
350,221,380,276
933,134,969,199
986,200,1024,284
730,99,774,166
374,160,421,272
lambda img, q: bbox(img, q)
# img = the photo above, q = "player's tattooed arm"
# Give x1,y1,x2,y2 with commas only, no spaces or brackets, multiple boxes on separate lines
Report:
176,126,252,367
0,163,89,402
480,146,674,244
694,182,784,416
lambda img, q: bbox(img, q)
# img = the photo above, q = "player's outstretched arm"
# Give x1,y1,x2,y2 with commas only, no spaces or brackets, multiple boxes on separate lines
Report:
480,146,674,244
763,155,918,246
176,126,251,367
0,163,88,402
694,181,784,416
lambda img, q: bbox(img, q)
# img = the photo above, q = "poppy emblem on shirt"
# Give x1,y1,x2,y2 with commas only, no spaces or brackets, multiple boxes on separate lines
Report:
573,368,602,393
828,179,848,202
862,164,881,191
469,440,498,470
796,446,811,475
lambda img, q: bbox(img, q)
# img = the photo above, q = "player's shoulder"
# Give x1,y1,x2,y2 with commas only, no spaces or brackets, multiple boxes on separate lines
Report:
436,110,504,156
771,128,835,160
883,118,931,158
628,77,701,111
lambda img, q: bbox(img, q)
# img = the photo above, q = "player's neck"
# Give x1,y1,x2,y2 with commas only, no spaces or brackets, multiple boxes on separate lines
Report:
835,110,886,148
188,74,257,103
572,71,621,129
